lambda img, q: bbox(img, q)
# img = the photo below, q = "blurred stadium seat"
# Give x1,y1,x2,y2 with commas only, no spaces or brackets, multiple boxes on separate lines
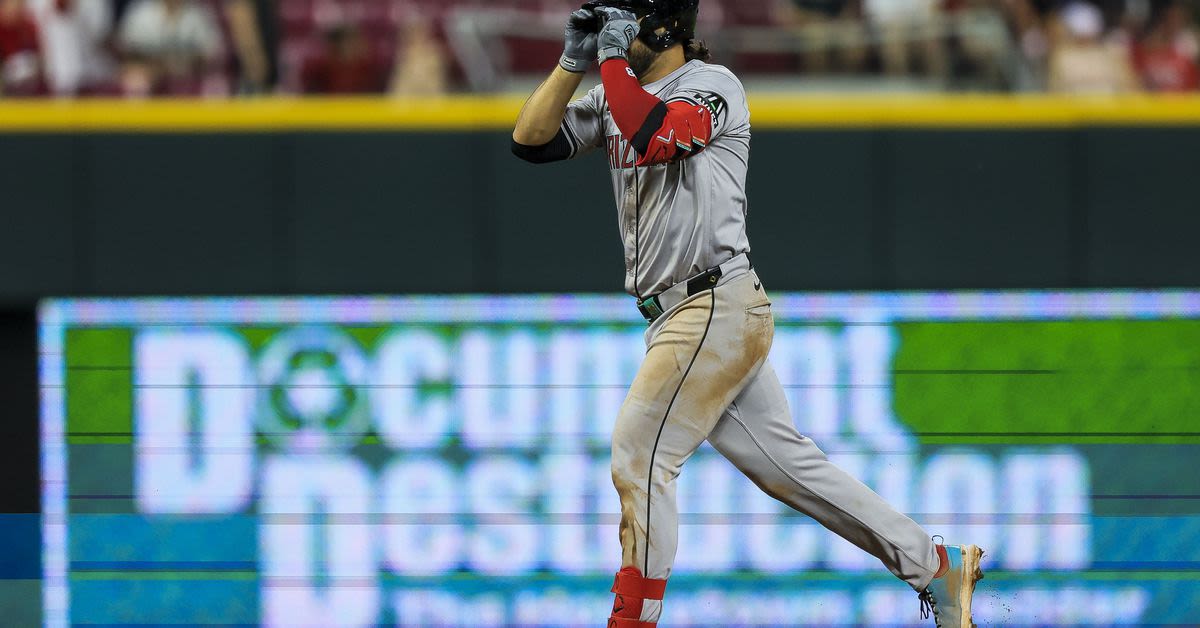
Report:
15,0,1193,96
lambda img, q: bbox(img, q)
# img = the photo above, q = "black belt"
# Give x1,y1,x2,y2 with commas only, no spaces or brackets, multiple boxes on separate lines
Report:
636,254,752,323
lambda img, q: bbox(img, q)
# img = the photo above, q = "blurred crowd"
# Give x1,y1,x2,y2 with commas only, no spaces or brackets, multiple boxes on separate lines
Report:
0,0,1196,97
772,0,1199,91
0,0,449,96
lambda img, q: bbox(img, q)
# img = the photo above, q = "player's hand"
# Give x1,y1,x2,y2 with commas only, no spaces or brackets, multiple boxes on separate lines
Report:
560,9,599,73
595,6,639,64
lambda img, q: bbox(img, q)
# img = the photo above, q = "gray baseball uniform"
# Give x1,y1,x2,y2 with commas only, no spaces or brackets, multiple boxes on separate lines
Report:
560,60,750,297
560,61,940,624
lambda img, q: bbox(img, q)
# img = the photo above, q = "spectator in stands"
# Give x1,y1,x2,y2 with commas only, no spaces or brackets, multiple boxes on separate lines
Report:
0,0,44,95
301,22,386,94
1132,0,1199,91
27,0,115,96
223,0,279,94
939,0,1014,89
117,0,222,96
772,0,870,74
1047,0,1139,93
1004,0,1052,89
389,14,448,96
113,0,135,22
864,0,945,76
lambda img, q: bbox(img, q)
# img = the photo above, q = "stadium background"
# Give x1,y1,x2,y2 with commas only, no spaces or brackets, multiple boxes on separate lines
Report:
2,0,1200,626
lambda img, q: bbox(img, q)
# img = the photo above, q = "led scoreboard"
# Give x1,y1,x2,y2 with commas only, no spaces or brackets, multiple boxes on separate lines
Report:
40,292,1200,626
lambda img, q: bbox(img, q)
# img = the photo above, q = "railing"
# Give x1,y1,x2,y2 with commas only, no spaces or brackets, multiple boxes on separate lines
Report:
443,6,1018,91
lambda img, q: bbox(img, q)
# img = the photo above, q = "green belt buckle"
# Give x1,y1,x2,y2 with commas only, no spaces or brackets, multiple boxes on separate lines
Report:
639,296,664,321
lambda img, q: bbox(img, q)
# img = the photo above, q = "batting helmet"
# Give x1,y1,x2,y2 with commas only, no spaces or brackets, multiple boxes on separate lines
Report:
581,0,700,51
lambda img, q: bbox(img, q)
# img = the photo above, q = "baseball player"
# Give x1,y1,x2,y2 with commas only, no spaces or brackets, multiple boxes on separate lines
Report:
511,2,984,626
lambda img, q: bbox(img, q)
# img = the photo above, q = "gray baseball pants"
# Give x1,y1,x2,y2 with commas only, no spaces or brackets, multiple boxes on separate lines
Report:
609,270,940,624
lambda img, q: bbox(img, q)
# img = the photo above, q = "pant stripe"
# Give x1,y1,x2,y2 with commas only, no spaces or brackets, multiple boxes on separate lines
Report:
642,289,715,576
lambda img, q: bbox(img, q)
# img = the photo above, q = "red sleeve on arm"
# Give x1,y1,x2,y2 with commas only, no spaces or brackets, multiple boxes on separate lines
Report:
600,59,664,143
600,58,714,166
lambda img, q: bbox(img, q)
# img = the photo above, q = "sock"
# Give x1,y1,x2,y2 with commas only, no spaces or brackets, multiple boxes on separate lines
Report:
933,544,950,579
608,566,667,627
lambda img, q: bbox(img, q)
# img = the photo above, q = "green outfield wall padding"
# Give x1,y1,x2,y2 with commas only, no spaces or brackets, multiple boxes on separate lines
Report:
3,128,1200,304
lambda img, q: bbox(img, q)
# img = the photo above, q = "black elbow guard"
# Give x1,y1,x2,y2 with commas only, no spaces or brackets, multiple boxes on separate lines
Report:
511,128,574,164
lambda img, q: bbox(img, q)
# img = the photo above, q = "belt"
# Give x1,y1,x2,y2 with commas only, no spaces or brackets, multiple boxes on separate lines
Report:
636,253,753,323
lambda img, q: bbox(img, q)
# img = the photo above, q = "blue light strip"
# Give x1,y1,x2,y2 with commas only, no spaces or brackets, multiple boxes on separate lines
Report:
35,289,1200,326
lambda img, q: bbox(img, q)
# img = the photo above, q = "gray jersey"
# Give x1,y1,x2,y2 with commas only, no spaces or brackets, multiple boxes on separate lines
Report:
560,60,752,298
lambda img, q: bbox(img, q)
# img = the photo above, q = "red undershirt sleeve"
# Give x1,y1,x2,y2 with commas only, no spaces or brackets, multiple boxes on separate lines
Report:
600,58,713,166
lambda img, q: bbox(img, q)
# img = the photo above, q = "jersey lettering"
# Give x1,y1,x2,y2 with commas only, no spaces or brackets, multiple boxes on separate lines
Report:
606,134,639,170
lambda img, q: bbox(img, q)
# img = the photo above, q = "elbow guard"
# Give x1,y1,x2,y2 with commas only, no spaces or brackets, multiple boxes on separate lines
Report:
511,128,573,164
633,101,713,166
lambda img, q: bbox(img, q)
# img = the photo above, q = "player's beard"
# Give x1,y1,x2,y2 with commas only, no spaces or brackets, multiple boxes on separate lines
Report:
627,43,658,81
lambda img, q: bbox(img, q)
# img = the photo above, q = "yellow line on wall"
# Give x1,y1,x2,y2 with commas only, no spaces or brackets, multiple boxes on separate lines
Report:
0,97,529,131
749,94,1200,127
2,94,1200,131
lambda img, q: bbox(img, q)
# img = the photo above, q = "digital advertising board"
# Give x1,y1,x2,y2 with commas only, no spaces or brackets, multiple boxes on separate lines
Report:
39,292,1200,626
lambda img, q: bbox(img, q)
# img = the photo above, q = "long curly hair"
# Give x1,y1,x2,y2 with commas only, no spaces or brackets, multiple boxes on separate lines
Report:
684,39,712,62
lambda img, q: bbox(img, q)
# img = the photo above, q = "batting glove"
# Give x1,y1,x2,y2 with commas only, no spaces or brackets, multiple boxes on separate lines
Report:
560,9,599,73
595,6,639,64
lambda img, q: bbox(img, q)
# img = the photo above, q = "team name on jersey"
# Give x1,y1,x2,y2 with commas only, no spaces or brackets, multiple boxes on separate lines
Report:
606,134,638,170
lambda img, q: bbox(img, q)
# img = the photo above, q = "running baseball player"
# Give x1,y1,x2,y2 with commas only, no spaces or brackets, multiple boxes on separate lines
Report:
511,2,984,626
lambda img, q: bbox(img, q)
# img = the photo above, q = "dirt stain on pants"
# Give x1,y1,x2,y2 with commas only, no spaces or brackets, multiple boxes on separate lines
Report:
610,270,941,623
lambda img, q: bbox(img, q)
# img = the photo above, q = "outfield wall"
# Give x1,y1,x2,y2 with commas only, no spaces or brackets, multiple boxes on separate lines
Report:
2,96,1200,305
2,96,1200,625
